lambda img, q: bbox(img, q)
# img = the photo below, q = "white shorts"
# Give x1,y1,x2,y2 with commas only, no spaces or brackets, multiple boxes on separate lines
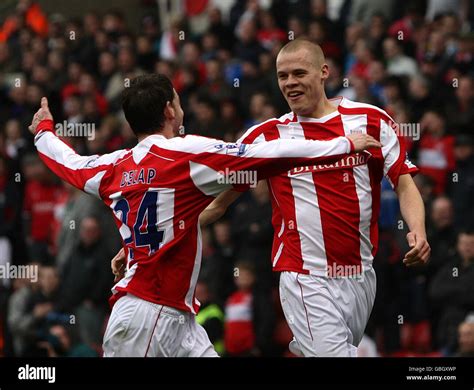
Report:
279,268,376,357
103,294,218,357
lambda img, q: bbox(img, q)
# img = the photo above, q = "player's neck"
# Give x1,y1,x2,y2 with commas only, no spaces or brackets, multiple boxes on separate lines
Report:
160,125,175,139
307,96,337,119
137,125,174,142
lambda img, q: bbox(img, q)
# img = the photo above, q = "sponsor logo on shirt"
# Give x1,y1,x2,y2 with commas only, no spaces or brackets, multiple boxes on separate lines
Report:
214,143,248,156
288,152,371,176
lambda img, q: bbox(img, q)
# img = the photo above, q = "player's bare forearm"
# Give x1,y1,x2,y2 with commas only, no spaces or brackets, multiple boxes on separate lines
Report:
396,174,426,236
395,174,431,266
199,190,241,227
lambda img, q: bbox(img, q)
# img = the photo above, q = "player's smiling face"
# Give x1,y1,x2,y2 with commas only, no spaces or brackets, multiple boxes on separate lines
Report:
276,48,328,117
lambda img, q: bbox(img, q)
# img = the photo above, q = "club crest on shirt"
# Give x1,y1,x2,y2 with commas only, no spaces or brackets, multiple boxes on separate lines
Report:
288,152,371,176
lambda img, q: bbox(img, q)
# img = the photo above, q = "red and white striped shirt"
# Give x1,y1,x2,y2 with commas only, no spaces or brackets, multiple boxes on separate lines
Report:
34,119,353,313
238,97,418,277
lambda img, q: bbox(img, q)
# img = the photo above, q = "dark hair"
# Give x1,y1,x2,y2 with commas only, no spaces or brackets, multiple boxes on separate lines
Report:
121,74,174,136
235,260,256,275
458,228,474,237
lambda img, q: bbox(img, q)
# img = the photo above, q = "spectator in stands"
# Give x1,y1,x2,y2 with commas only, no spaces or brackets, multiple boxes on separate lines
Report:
135,35,155,73
105,47,144,110
448,135,474,230
237,58,269,117
201,32,220,62
367,60,387,103
231,181,274,293
0,0,49,42
55,184,120,272
287,16,307,40
4,119,28,161
187,94,223,139
445,75,474,135
0,156,22,263
11,265,62,356
201,219,236,308
349,0,396,25
309,0,341,46
202,58,234,102
455,315,474,357
97,52,117,94
245,91,269,128
174,41,207,90
195,277,225,356
37,323,97,357
208,6,235,49
307,20,341,60
77,73,108,118
383,36,419,77
5,82,31,131
324,57,344,98
56,216,113,347
235,17,265,66
257,10,286,51
381,75,406,109
0,42,16,74
426,196,458,278
418,110,455,194
348,38,374,80
429,229,474,353
388,4,424,43
426,0,462,21
224,260,274,356
22,155,64,261
219,98,244,140
6,269,38,356
408,75,436,122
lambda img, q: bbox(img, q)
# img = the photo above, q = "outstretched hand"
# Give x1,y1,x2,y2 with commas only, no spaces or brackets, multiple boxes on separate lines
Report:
29,97,53,135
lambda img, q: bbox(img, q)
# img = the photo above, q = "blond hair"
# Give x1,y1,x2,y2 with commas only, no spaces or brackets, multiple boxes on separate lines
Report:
278,39,326,68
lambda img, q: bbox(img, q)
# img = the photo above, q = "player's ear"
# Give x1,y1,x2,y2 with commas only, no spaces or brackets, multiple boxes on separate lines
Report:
164,101,175,120
321,63,329,81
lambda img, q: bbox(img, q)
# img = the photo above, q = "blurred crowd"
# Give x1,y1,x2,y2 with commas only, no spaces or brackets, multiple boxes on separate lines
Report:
0,0,473,357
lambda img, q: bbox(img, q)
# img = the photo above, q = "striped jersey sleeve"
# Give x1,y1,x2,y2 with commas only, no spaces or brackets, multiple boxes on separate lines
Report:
378,112,419,188
154,134,353,196
34,119,352,199
34,119,128,198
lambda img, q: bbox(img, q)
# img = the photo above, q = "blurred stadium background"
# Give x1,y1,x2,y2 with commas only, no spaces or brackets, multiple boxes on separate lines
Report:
0,0,473,357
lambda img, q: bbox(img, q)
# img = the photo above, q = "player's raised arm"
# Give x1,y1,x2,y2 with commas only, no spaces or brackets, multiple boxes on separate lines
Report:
226,133,380,179
29,98,126,199
177,133,380,183
154,133,380,198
